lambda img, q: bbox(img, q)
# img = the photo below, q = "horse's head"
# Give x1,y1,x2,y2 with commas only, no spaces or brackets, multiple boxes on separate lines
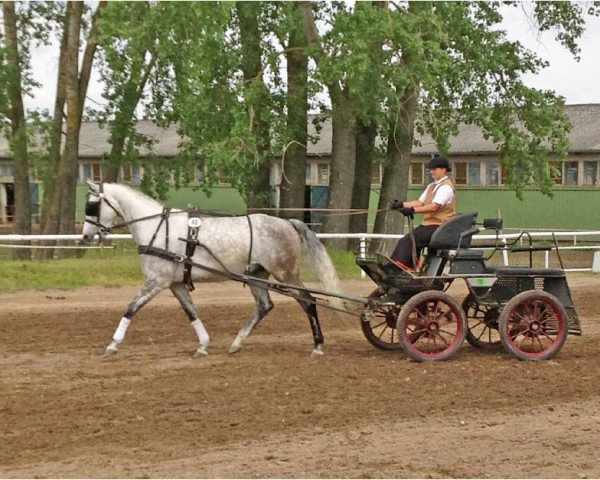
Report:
81,179,121,243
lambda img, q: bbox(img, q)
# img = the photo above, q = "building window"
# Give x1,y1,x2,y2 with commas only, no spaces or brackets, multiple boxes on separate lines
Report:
583,161,597,186
486,162,500,186
317,163,329,185
454,162,467,185
468,162,481,185
120,165,142,185
305,163,312,183
564,161,578,186
549,161,562,185
0,162,13,177
194,166,205,184
217,169,229,185
410,163,424,185
81,163,102,182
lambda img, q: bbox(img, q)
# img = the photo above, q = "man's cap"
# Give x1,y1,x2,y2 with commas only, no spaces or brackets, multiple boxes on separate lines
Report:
428,154,451,171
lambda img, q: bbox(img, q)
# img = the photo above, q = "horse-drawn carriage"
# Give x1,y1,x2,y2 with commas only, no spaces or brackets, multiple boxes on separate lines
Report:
82,181,580,361
357,212,581,361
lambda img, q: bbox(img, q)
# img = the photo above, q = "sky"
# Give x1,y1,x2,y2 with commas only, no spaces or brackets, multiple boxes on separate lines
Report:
24,4,600,113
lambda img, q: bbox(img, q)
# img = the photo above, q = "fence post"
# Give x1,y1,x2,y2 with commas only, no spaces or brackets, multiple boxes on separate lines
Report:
359,237,366,279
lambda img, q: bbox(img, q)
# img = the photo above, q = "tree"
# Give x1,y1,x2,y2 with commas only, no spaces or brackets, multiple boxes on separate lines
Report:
301,1,357,249
371,1,594,252
40,0,106,253
147,2,293,208
1,1,31,259
237,1,274,209
276,2,309,220
95,2,162,184
299,1,597,253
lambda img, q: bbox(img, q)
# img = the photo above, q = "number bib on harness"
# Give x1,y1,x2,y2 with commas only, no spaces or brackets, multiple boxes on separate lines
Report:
184,212,203,291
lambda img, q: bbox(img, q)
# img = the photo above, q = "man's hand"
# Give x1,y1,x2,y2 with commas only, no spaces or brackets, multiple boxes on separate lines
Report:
400,206,415,217
389,199,404,210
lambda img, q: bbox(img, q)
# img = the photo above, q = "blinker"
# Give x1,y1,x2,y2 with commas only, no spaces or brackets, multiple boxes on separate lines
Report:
85,200,100,217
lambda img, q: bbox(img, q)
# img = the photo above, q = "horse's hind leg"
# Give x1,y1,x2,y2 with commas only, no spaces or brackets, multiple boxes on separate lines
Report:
229,271,274,354
105,279,167,356
170,283,210,357
295,291,325,358
276,268,324,356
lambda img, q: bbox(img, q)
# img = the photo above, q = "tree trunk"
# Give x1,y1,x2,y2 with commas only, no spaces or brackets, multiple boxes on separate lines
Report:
2,0,32,259
371,85,419,254
349,0,385,249
279,3,308,222
41,1,105,255
321,87,356,250
237,1,272,211
77,1,107,131
39,4,70,258
300,2,357,249
57,0,82,244
349,119,377,249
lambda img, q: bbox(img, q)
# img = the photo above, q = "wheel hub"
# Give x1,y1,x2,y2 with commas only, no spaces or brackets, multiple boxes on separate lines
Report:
483,308,500,328
385,308,398,328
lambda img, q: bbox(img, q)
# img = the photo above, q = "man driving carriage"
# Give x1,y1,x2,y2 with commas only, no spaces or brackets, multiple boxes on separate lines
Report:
390,154,456,271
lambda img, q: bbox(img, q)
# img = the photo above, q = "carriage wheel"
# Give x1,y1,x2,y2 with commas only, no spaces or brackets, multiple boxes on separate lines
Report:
397,291,467,362
498,290,569,361
462,294,503,351
361,290,403,351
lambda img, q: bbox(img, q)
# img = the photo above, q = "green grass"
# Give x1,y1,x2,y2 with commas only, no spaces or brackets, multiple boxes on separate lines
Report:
1,241,596,292
0,247,145,291
0,243,364,292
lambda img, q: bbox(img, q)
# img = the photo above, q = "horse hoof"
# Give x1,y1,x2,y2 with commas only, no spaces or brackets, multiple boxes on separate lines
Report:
228,344,241,354
104,347,118,357
194,346,208,357
311,348,324,358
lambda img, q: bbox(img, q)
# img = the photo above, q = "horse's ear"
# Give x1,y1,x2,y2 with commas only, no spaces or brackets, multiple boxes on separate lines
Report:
85,178,100,194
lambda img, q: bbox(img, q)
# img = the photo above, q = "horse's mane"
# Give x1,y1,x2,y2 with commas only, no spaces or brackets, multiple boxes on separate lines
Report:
108,183,164,208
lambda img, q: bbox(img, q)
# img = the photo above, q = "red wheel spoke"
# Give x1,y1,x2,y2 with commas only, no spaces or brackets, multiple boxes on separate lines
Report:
540,331,557,343
433,332,451,347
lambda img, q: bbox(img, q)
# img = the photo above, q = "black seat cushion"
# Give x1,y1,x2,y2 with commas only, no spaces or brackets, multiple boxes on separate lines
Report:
428,212,478,250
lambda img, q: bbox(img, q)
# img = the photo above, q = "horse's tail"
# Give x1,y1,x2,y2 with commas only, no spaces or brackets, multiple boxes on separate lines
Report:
289,219,346,313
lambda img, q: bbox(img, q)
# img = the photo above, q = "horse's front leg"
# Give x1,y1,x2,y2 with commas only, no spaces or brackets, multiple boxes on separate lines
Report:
105,278,167,356
170,283,210,357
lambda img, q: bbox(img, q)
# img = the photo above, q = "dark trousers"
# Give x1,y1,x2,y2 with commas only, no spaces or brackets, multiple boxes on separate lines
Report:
391,224,439,269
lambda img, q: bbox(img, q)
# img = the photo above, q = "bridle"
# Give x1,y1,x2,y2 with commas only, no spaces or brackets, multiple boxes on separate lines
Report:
84,183,122,235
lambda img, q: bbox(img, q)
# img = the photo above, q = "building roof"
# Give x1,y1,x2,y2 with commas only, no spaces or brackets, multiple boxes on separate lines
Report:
308,104,600,156
1,104,599,159
77,120,184,158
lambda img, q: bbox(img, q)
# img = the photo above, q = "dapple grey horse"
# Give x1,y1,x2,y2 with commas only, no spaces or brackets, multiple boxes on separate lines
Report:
81,180,343,357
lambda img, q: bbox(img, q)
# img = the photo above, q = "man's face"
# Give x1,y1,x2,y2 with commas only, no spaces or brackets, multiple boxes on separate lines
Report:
430,167,448,181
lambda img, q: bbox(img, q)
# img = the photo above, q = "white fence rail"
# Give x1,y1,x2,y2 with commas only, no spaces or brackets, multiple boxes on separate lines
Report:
2,231,600,275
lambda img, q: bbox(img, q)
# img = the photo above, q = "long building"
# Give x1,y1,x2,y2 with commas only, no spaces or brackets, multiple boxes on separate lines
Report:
1,104,600,230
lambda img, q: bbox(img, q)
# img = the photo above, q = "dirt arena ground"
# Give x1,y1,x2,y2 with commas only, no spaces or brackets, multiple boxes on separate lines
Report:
2,275,600,478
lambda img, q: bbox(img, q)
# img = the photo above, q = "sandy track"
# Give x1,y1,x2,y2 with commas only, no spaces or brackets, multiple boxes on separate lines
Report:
1,275,600,478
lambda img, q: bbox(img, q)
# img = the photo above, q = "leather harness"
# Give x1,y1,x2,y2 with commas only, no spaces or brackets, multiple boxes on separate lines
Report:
84,186,254,292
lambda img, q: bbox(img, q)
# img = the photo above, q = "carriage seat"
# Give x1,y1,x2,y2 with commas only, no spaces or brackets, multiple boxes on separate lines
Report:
420,212,478,276
428,212,478,250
